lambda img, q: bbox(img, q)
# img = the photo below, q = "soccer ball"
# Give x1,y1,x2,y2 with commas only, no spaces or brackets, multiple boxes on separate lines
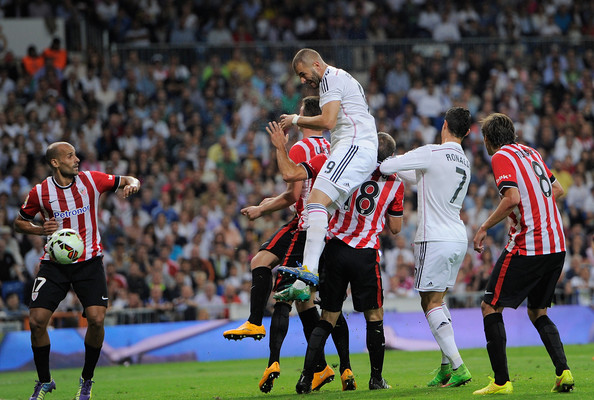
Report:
46,228,84,264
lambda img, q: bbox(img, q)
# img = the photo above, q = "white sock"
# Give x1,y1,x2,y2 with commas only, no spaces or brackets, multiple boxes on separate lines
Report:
426,306,463,369
440,301,452,364
301,203,328,275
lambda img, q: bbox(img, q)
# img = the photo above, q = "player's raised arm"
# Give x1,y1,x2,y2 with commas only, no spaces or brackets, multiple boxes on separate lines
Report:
267,121,308,182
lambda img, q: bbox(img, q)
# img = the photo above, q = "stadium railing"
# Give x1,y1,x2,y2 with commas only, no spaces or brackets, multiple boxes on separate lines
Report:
113,37,594,75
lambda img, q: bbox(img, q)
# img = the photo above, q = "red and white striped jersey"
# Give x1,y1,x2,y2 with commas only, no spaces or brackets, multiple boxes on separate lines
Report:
19,171,121,262
289,136,330,230
328,168,404,249
301,157,404,249
491,143,565,255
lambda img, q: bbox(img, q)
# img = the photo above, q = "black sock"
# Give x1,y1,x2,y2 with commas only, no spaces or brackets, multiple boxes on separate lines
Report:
534,315,569,376
298,306,320,341
81,343,102,380
484,313,509,385
248,267,272,326
32,344,51,382
331,313,351,374
268,302,291,366
366,320,385,380
303,320,333,378
298,307,326,372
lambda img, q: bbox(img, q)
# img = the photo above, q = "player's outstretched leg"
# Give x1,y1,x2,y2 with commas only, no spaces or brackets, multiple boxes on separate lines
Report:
29,379,56,400
259,362,280,393
74,377,93,400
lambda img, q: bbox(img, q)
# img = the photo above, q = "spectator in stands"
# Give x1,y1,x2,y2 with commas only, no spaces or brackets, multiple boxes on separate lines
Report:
4,291,28,319
195,281,224,319
42,38,67,71
22,45,44,77
206,17,234,46
23,235,44,278
146,284,173,322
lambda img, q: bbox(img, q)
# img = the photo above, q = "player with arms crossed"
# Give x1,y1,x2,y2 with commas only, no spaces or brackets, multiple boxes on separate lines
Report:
472,113,573,395
15,142,140,400
380,107,473,388
270,125,403,393
277,48,378,298
223,97,352,393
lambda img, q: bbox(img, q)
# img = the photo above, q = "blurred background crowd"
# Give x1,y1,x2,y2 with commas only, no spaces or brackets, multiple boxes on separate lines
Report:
0,0,593,327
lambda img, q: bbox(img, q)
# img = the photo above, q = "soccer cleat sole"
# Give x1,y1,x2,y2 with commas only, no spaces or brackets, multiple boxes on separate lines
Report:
277,266,319,287
223,333,265,341
557,382,574,392
341,369,357,391
442,377,472,387
260,372,280,393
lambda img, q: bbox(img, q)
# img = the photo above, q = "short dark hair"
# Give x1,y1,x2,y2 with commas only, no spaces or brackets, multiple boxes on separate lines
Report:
302,96,321,117
292,48,323,72
480,113,517,148
377,132,396,162
444,107,471,139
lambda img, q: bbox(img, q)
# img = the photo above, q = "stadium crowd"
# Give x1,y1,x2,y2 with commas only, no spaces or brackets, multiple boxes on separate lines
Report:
0,0,593,325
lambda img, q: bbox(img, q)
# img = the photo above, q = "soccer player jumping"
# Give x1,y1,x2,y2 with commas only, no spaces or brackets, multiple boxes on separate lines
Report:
277,48,378,300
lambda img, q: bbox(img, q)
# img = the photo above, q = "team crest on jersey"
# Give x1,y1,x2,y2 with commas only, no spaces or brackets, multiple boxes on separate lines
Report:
79,187,86,195
31,292,38,301
108,175,114,180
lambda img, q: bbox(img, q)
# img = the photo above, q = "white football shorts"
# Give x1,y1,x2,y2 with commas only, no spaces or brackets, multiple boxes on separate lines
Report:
413,241,467,292
313,144,376,213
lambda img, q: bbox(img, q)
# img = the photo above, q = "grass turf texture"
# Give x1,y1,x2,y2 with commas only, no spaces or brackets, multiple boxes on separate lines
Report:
1,344,592,399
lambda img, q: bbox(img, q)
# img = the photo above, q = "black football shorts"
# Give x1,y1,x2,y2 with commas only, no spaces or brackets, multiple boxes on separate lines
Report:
30,256,109,311
483,250,565,309
320,238,383,313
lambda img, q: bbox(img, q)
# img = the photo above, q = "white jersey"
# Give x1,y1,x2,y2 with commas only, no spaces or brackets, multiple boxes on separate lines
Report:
380,142,470,243
319,65,378,152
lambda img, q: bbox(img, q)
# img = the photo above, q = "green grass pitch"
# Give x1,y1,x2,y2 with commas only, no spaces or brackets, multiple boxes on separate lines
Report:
1,344,592,399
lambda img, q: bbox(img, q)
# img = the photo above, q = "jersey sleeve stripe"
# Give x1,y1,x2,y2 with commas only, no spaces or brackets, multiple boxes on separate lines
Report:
301,162,315,179
497,180,518,192
387,210,403,217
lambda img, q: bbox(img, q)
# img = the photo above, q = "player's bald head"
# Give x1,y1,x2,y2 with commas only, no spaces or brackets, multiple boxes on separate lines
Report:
292,48,323,72
46,142,73,166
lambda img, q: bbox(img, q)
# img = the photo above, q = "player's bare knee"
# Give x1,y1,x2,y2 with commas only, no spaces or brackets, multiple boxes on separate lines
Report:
29,316,49,335
527,308,546,324
250,251,277,269
85,309,106,328
364,307,384,322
